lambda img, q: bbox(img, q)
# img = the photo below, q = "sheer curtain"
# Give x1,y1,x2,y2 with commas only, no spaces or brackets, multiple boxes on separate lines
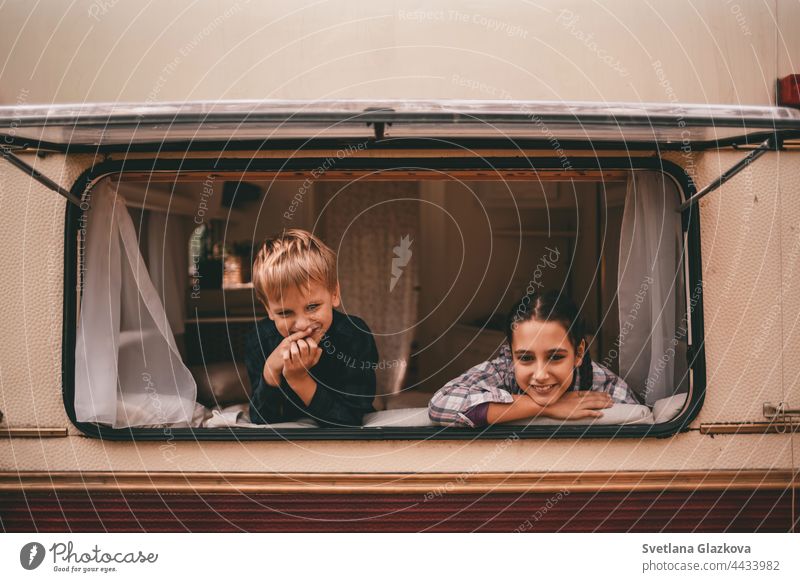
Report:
74,182,197,428
146,208,192,361
617,171,689,405
318,182,419,401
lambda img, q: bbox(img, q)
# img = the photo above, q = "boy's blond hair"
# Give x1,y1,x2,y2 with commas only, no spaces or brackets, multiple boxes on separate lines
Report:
252,229,338,308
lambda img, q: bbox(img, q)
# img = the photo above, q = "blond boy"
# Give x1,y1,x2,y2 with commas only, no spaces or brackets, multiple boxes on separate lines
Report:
245,229,378,427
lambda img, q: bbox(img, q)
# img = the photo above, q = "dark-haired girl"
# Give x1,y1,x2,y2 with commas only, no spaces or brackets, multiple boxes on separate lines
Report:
428,290,638,427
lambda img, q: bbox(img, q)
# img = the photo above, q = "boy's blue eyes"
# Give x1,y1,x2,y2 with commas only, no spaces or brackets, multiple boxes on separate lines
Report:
277,304,320,317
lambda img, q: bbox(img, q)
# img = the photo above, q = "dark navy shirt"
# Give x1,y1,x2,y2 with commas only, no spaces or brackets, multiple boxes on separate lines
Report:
245,309,378,427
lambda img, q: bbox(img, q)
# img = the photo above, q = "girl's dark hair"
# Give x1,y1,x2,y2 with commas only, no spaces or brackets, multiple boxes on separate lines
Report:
505,289,593,391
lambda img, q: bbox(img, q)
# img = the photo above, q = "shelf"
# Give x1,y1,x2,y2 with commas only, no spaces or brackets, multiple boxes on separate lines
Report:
455,322,507,335
186,316,262,325
494,229,576,237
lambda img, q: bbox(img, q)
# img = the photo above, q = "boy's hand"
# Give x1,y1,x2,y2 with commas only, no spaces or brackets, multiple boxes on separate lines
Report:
282,336,323,381
262,328,315,386
536,391,613,420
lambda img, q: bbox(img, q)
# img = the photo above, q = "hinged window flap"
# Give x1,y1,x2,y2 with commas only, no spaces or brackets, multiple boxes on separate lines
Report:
0,99,798,153
0,146,81,206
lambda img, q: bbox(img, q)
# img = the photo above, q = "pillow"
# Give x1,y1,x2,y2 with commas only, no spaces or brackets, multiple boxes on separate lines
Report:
204,403,320,429
362,404,654,428
652,393,689,423
507,403,654,426
363,407,435,427
190,361,252,408
119,400,209,429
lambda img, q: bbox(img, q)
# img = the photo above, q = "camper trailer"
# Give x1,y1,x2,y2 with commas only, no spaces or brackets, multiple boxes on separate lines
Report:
0,96,797,531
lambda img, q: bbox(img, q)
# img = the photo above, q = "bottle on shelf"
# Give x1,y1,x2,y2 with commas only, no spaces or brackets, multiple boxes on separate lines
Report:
197,221,223,290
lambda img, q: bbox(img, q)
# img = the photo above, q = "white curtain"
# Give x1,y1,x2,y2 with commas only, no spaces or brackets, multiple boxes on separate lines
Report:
146,209,189,338
319,182,419,399
74,182,197,428
618,171,689,405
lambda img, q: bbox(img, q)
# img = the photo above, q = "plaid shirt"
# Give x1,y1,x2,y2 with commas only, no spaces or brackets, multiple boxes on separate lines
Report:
428,343,638,427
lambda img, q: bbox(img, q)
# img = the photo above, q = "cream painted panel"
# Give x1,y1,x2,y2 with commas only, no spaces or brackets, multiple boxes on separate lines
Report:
0,0,778,105
780,156,800,532
698,151,784,423
0,149,793,475
0,431,792,473
777,0,800,80
661,151,783,424
779,153,800,483
780,152,800,406
0,153,95,427
777,16,800,507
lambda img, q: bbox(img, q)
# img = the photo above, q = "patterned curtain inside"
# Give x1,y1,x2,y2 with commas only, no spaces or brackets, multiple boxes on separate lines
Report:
318,182,420,401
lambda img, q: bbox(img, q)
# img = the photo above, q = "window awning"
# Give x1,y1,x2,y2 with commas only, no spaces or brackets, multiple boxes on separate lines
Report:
0,99,798,152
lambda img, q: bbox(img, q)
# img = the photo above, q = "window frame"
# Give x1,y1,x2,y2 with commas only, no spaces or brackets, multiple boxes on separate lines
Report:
63,153,705,441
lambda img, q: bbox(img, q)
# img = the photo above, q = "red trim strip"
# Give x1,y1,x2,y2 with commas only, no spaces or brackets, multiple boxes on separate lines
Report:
2,490,795,532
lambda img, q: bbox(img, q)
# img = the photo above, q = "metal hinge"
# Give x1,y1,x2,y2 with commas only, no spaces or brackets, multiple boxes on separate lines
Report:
700,402,800,435
763,401,800,421
364,107,394,140
0,145,82,206
679,136,780,213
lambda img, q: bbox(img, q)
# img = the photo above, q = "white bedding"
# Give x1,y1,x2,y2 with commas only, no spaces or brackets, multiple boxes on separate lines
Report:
200,403,319,429
185,402,656,429
133,397,689,430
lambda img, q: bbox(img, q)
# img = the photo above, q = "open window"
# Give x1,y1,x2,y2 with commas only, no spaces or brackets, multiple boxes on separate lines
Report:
2,99,798,440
